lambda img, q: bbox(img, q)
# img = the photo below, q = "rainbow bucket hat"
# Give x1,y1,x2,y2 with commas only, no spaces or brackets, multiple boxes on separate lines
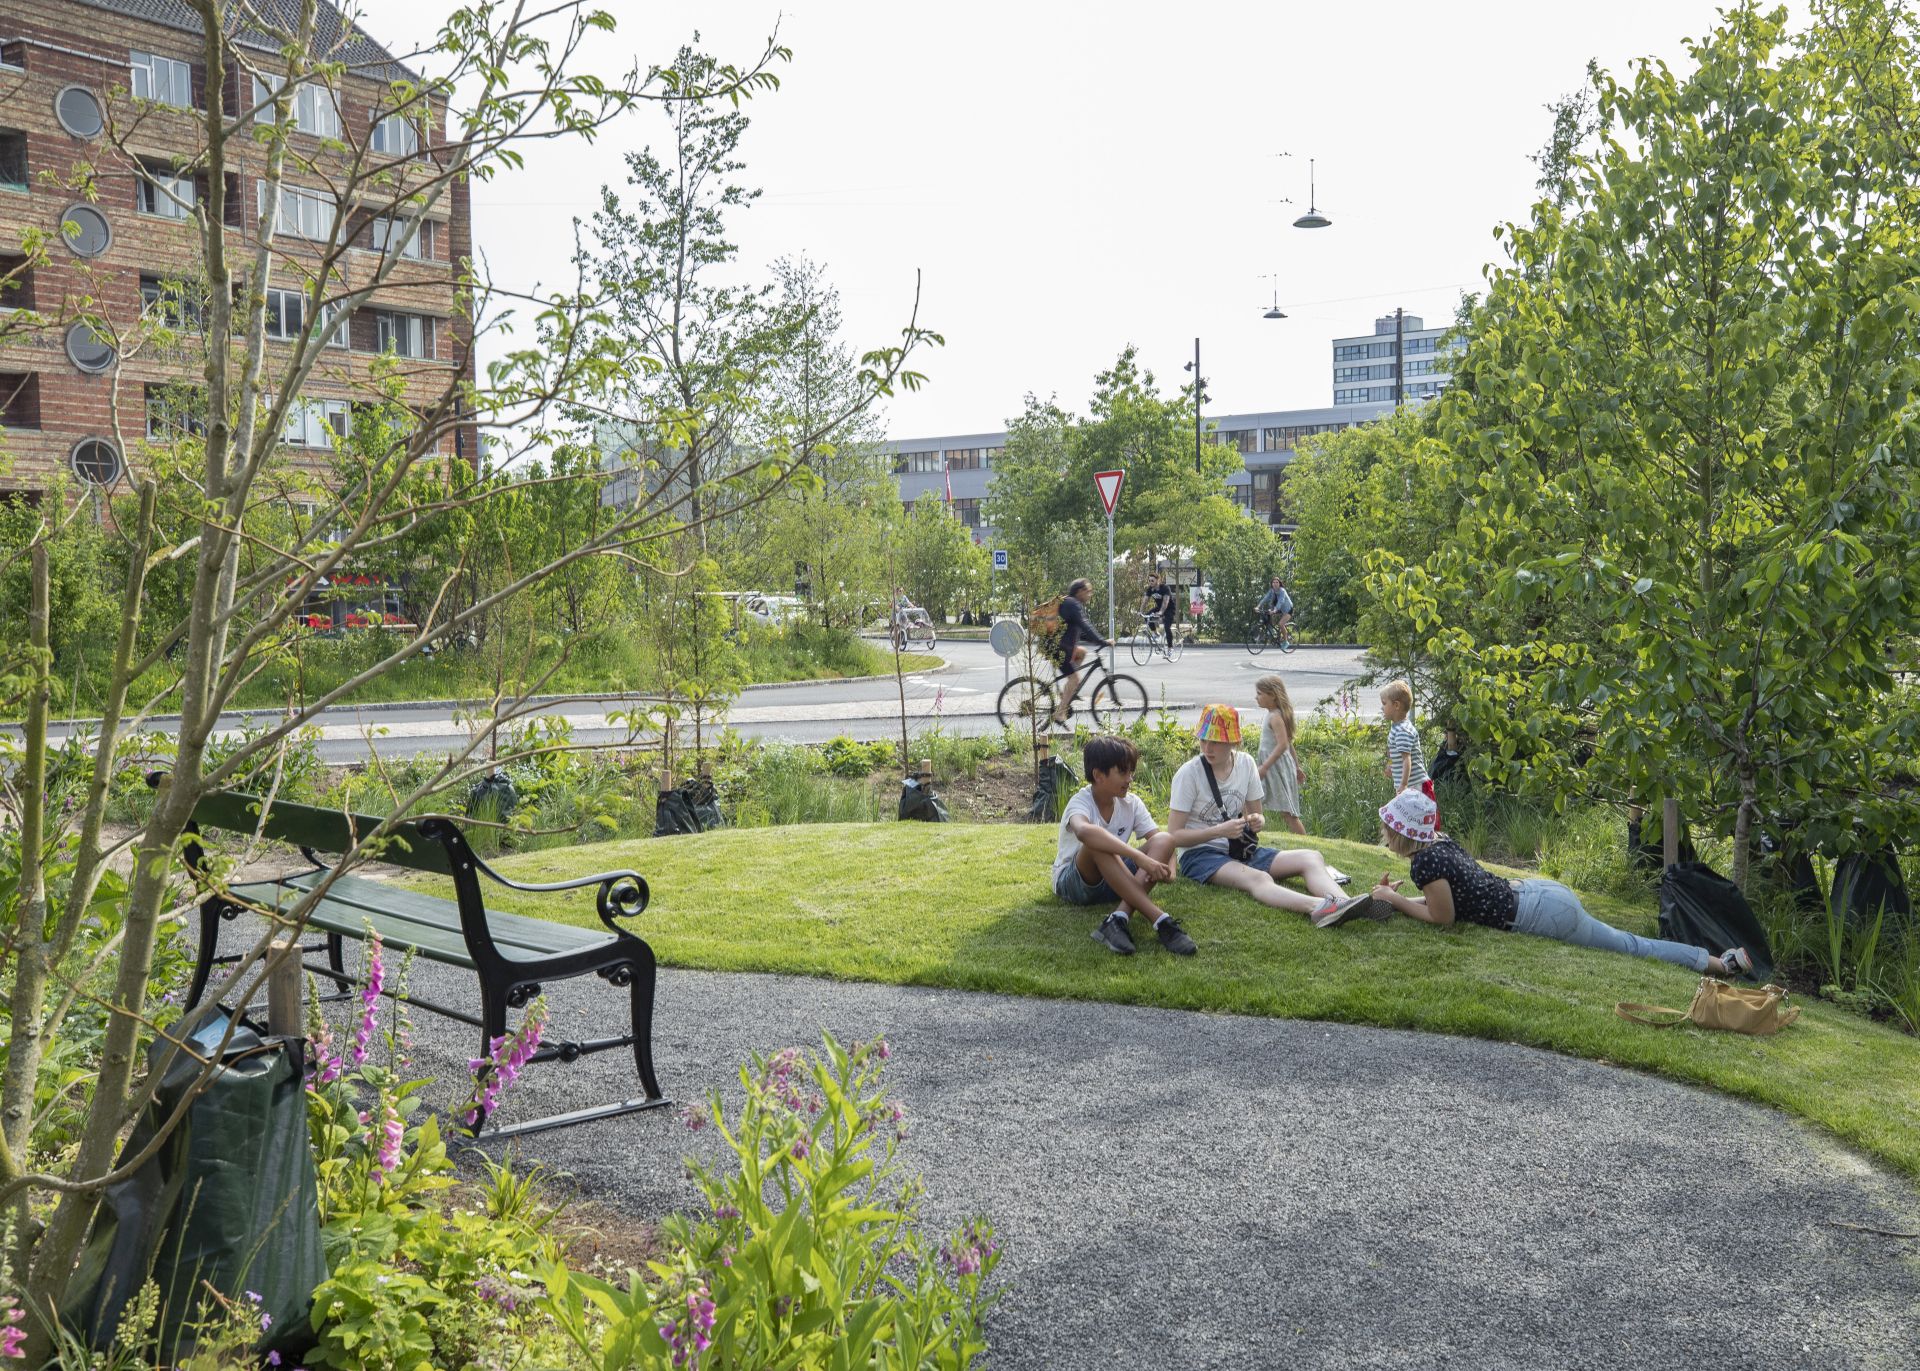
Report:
1194,704,1242,744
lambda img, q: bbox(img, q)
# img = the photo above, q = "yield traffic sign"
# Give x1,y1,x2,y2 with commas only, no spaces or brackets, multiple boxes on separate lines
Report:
1094,469,1124,516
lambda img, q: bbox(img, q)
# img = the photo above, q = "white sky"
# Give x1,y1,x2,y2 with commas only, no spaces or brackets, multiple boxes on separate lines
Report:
373,1,1809,438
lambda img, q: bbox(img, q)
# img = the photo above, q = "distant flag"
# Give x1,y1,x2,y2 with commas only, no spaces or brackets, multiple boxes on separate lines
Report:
943,453,953,505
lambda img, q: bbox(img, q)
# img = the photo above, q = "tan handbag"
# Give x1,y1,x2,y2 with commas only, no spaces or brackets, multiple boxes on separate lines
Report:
1616,977,1801,1036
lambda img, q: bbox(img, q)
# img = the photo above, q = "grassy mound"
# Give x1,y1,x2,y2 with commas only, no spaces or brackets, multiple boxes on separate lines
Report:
447,823,1920,1178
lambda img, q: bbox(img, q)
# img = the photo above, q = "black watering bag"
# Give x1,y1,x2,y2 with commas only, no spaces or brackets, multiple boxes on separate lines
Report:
1027,756,1078,823
655,775,725,836
1830,850,1912,936
1657,862,1775,983
898,777,951,823
61,1012,326,1363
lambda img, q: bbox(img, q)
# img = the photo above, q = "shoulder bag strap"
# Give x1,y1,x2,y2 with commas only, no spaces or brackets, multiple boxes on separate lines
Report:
1614,1002,1692,1028
1200,756,1234,818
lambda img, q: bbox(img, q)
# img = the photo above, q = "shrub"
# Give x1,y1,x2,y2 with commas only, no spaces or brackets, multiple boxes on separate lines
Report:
821,735,899,778
541,1034,999,1370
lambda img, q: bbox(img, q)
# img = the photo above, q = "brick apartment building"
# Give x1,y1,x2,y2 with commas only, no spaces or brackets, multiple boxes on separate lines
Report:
0,0,473,501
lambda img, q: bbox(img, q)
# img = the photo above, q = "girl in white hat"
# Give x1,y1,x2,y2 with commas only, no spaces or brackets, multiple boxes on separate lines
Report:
1360,789,1752,975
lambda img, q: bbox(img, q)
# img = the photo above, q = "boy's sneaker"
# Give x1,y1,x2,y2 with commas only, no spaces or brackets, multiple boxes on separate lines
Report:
1155,917,1198,956
1721,947,1754,978
1313,893,1386,929
1091,912,1135,956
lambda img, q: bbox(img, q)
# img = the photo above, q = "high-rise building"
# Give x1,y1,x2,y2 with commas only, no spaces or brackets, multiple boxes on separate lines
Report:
0,0,473,500
1330,310,1456,406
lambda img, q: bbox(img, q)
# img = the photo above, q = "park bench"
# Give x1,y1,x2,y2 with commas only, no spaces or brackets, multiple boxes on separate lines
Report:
168,778,669,1138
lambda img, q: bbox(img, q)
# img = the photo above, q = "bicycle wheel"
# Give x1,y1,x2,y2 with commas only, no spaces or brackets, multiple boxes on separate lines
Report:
1130,628,1153,666
1165,628,1186,663
915,623,937,651
1089,672,1149,730
1245,626,1268,655
997,674,1056,729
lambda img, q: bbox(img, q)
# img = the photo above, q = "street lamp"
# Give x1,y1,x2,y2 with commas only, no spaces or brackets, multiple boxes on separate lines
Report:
1293,158,1331,230
1261,273,1288,320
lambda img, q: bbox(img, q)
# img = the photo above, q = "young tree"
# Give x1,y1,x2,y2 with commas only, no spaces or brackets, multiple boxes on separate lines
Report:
896,494,991,621
1397,0,1920,885
0,5,934,1346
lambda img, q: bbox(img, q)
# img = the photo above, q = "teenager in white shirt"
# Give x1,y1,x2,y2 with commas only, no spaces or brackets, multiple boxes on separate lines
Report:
1168,704,1384,925
1053,735,1195,956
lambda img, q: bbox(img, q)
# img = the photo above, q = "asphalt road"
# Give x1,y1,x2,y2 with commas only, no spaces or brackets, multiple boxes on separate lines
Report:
36,640,1374,764
395,961,1920,1371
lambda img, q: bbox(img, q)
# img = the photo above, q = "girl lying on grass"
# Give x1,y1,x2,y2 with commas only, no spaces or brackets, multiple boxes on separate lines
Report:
1356,788,1753,976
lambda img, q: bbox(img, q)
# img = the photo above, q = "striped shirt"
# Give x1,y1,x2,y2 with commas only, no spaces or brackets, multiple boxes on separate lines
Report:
1387,719,1428,788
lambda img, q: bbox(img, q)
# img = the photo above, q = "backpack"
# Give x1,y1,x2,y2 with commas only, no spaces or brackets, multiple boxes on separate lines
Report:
1028,597,1065,654
1657,862,1775,983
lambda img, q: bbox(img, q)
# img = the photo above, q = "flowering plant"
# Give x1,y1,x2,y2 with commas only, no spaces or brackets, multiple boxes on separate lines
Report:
542,1032,999,1369
300,936,562,1371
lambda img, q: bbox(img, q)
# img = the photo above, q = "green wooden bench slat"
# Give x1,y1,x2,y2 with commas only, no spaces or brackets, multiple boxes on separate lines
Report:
230,874,614,967
277,873,611,957
191,790,455,876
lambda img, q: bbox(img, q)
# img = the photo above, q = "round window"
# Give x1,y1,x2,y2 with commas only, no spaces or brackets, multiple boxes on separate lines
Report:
59,204,112,258
55,86,104,139
65,320,117,373
70,438,124,488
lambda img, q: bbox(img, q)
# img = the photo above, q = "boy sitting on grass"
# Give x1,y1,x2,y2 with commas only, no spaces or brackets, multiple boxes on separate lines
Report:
1053,735,1196,957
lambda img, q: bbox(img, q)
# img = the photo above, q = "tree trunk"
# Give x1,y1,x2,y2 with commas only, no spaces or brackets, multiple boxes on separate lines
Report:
1731,774,1756,892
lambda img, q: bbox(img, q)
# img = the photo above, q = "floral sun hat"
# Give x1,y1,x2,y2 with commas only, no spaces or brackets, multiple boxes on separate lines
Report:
1194,704,1242,744
1379,787,1440,843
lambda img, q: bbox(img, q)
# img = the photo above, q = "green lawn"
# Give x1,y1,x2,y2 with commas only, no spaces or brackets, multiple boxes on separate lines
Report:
445,823,1920,1178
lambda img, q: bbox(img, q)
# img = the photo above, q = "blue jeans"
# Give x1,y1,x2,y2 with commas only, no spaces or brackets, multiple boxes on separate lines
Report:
1511,879,1709,972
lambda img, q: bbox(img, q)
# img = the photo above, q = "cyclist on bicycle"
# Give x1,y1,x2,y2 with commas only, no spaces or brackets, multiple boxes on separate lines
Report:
1049,577,1108,728
1256,575,1294,642
1140,570,1178,651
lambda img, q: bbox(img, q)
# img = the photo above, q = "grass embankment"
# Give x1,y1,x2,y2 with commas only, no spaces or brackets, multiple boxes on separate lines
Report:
445,822,1920,1178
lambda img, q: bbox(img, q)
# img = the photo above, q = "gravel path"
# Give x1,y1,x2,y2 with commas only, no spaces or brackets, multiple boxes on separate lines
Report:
383,960,1920,1369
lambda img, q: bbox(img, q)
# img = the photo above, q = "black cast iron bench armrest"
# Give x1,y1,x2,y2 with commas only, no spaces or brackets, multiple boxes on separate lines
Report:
458,843,649,933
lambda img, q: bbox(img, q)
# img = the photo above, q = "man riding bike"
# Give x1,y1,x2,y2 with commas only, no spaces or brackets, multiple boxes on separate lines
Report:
1140,570,1178,651
1256,575,1294,643
1050,577,1108,728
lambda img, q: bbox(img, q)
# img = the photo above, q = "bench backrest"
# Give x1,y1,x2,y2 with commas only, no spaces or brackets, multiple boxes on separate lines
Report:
189,789,458,877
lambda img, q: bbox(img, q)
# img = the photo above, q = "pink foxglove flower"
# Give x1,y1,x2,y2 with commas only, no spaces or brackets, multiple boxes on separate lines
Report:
347,933,386,1068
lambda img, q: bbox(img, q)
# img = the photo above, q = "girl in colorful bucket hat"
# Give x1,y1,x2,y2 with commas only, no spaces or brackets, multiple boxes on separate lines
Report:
1364,789,1752,973
1168,704,1385,925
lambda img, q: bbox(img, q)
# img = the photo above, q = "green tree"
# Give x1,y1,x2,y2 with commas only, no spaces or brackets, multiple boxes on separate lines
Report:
1397,0,1920,886
897,495,991,620
1200,517,1285,642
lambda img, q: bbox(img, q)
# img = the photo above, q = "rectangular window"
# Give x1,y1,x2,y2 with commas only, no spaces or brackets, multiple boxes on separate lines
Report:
0,41,24,71
313,299,347,348
370,216,428,261
370,113,420,157
0,253,32,310
0,130,24,190
263,286,305,340
1216,429,1256,454
1404,336,1438,354
945,446,996,470
137,159,196,219
0,372,39,429
253,75,341,138
258,183,337,240
372,309,433,359
1334,388,1373,406
890,449,941,474
140,274,204,329
952,498,982,527
130,50,193,108
145,383,205,439
284,397,351,447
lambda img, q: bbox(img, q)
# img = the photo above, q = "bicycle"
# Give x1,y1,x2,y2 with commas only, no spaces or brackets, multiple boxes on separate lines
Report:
996,644,1149,731
1245,612,1297,656
889,609,937,653
1128,611,1186,665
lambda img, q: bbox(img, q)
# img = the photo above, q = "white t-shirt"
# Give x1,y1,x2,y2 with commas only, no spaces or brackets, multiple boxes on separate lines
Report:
1053,786,1159,879
1169,752,1262,853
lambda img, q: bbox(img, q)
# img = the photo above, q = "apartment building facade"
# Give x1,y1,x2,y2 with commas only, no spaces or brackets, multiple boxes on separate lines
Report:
0,0,472,500
888,401,1394,544
1330,310,1456,406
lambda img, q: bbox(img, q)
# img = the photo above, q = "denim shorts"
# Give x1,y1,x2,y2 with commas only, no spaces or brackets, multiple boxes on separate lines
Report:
1055,855,1139,905
1179,845,1278,884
